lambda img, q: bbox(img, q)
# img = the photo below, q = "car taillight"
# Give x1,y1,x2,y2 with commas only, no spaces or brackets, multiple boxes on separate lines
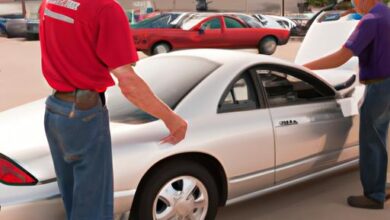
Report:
0,155,38,185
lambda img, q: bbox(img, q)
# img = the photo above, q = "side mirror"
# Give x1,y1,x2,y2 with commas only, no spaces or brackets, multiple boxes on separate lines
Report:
198,27,205,35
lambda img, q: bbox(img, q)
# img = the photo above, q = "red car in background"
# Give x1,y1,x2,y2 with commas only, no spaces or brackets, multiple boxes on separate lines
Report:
132,14,290,55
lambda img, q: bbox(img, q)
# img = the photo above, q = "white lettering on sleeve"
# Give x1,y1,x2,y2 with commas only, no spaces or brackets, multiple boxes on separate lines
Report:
48,0,81,11
44,8,75,24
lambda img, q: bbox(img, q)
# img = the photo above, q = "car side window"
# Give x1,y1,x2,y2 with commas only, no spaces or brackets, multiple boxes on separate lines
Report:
150,16,171,28
256,69,332,107
218,73,259,113
201,18,222,30
224,17,245,28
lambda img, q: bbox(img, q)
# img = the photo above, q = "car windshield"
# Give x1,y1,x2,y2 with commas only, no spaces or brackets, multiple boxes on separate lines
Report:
107,56,220,124
181,14,210,30
262,16,284,29
236,14,262,28
131,13,180,29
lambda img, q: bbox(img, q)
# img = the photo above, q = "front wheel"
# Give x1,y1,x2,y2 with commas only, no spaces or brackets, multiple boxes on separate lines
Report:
130,160,219,220
258,36,278,55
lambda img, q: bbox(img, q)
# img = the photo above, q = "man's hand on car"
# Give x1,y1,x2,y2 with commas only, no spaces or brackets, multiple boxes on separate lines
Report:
161,113,188,145
112,64,188,145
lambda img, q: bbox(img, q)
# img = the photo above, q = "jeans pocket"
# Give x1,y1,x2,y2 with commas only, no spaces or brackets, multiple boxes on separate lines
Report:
54,110,103,163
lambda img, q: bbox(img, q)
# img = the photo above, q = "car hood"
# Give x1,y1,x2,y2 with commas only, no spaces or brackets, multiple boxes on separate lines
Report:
295,11,360,71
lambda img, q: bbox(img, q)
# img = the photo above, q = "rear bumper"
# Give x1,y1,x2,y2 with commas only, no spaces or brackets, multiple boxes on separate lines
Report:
0,196,64,220
0,181,63,220
278,34,290,45
0,183,136,220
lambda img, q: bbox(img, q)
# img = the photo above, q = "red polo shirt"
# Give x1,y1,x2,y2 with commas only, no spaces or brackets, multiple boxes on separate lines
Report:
39,0,139,92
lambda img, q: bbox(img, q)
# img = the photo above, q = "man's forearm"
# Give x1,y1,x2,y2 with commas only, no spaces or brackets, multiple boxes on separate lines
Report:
303,47,354,70
111,64,175,122
119,72,174,121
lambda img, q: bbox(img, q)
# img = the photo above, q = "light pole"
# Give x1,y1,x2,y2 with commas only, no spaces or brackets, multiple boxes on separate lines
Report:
281,0,285,16
21,0,27,18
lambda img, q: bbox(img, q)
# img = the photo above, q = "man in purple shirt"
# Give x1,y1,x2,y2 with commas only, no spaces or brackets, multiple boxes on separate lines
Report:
304,0,390,210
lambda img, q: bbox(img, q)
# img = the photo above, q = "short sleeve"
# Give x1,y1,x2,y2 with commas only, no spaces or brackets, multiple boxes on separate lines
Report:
96,2,139,69
344,17,377,56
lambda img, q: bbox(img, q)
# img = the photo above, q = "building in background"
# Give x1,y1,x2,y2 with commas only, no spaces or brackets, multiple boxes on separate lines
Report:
0,0,40,17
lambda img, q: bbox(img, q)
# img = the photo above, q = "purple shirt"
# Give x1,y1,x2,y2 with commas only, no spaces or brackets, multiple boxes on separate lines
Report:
344,3,390,82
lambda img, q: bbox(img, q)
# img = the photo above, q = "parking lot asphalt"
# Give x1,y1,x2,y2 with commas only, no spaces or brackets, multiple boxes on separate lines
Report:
1,37,389,220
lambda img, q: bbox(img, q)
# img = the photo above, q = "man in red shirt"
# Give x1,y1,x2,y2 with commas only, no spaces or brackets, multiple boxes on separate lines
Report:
39,0,187,219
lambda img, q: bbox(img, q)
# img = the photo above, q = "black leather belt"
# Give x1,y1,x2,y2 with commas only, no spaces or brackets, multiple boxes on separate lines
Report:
54,90,106,107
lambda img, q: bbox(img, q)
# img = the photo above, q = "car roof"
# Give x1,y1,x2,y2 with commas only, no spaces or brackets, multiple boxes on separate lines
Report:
153,49,339,95
162,49,289,66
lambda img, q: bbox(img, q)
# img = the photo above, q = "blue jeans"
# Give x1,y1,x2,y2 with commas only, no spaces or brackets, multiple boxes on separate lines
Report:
44,95,114,220
359,78,390,202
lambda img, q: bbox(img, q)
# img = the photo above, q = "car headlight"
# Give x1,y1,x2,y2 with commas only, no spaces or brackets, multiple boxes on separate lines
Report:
0,154,38,185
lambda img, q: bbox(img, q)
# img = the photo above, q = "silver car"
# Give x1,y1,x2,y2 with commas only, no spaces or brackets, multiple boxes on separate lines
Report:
0,11,370,220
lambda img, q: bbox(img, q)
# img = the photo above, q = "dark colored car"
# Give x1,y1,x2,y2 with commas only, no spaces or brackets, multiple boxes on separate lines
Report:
26,18,39,40
0,18,6,35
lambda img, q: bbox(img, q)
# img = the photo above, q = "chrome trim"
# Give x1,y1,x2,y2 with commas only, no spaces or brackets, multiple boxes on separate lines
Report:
114,189,136,198
229,145,357,184
275,145,358,170
229,168,274,184
38,178,57,185
44,9,74,24
226,159,358,206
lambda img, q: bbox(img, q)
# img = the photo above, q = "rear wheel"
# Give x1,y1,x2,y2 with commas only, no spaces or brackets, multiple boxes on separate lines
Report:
130,160,219,220
6,31,15,38
258,36,278,55
152,42,171,55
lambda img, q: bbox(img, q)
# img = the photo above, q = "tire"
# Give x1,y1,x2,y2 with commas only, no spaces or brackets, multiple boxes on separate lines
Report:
6,31,15,38
152,42,171,55
258,36,278,55
26,33,39,41
130,160,219,220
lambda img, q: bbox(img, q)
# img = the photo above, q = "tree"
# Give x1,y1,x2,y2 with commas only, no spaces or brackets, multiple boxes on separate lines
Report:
307,0,335,7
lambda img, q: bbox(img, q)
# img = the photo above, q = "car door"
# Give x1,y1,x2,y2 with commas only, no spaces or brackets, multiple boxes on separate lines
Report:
190,16,225,48
251,65,359,183
217,71,275,198
222,16,252,48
